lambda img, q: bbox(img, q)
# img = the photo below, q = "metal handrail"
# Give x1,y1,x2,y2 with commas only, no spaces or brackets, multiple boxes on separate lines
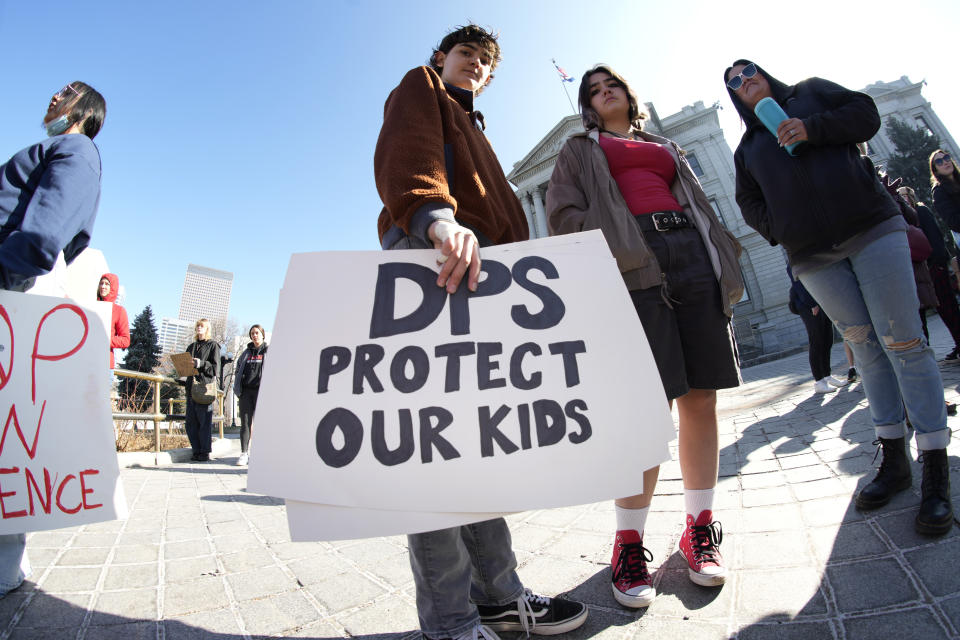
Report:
112,368,225,463
113,368,168,383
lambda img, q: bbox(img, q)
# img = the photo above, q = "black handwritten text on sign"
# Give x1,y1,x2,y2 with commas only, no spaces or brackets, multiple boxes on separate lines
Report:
314,257,594,468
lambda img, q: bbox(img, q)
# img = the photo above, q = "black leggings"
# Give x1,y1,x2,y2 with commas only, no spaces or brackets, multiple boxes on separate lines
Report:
799,304,834,381
238,391,259,453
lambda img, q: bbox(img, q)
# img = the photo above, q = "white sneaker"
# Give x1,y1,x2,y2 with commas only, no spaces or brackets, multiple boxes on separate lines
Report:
236,453,249,466
826,376,848,388
814,378,836,394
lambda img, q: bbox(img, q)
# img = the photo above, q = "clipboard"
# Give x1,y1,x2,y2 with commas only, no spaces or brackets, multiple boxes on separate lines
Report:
170,352,198,377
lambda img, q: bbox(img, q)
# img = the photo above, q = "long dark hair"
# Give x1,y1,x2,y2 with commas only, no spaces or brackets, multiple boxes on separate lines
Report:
249,324,266,342
930,148,960,192
577,64,646,131
62,81,106,139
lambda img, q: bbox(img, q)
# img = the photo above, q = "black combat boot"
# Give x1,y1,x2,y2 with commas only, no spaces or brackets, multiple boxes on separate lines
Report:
855,437,912,510
915,449,954,536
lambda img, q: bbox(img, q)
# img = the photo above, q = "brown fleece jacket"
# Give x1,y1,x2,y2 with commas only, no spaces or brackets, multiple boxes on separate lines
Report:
375,66,528,245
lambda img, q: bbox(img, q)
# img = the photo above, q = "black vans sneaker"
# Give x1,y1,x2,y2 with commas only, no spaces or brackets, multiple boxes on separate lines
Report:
477,589,588,635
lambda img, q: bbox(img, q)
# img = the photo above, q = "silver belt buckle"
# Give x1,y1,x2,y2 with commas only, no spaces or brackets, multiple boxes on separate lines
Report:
652,212,673,231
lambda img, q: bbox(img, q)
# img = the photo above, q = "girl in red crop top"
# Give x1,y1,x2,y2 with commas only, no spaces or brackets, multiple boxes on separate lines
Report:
597,135,681,215
546,64,743,609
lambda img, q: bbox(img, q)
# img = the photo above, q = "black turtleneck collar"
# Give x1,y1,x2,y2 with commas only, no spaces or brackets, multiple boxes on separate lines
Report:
444,82,486,131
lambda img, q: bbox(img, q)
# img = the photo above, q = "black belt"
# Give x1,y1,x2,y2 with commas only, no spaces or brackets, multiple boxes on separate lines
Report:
635,211,694,232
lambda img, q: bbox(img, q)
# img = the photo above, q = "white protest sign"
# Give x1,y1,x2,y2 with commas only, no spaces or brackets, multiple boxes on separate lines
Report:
0,291,127,534
284,500,509,542
248,231,675,516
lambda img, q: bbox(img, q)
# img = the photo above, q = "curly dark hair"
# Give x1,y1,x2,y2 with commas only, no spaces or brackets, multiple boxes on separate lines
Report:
577,64,647,132
430,24,501,71
427,24,502,96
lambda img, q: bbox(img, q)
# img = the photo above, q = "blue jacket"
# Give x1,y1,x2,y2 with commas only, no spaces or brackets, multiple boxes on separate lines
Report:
0,134,102,290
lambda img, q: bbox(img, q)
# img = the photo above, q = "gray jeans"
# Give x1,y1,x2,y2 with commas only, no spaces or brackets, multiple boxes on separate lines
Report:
384,228,523,636
0,533,29,597
408,521,523,638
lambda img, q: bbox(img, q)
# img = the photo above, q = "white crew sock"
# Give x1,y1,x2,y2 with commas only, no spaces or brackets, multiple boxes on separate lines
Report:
684,488,715,520
615,505,650,536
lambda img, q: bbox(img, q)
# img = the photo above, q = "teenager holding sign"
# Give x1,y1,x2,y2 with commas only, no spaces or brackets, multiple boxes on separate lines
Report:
0,81,106,597
374,24,587,640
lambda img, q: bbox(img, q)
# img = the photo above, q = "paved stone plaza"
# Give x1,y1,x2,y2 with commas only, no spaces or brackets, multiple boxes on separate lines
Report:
2,320,959,640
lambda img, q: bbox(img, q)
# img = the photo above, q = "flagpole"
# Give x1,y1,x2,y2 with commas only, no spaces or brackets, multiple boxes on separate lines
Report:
551,59,577,115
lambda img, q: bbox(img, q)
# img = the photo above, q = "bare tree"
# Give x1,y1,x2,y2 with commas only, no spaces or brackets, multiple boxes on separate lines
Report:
208,316,241,345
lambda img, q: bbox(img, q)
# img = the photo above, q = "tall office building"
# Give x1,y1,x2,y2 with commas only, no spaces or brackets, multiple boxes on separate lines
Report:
158,317,195,354
177,263,234,339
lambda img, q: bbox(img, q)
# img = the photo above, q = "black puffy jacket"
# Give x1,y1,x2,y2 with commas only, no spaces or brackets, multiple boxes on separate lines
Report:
726,62,900,260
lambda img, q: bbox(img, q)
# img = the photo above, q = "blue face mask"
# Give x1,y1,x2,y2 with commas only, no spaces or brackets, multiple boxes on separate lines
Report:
44,115,71,137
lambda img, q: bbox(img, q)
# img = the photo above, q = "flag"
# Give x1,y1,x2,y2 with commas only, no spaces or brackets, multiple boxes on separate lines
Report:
552,59,575,83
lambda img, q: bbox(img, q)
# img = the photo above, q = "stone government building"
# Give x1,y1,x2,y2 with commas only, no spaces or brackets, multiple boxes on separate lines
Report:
507,77,959,365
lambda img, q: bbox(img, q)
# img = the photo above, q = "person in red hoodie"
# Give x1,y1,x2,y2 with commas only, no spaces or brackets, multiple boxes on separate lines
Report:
97,273,129,368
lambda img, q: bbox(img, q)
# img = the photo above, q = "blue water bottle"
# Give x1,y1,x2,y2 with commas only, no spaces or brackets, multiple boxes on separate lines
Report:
754,97,804,156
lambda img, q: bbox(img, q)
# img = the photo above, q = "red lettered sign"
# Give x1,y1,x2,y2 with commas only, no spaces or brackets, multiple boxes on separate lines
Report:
0,291,126,534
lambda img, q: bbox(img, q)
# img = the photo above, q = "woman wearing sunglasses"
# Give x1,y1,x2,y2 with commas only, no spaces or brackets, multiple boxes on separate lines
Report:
724,59,952,536
0,81,106,598
546,64,744,608
929,150,960,316
930,150,960,236
0,82,106,292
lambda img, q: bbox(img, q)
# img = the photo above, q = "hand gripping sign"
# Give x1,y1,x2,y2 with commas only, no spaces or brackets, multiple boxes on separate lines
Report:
0,291,126,534
247,231,674,539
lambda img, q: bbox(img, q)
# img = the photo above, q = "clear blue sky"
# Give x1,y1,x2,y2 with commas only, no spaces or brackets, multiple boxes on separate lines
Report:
2,0,957,337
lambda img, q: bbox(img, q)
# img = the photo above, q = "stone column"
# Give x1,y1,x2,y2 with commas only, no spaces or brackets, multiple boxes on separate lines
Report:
518,192,536,239
532,187,548,238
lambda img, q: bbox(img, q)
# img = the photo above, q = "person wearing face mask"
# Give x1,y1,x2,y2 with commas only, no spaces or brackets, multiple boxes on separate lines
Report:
724,60,952,536
96,273,129,369
0,82,106,293
0,81,106,599
232,324,267,466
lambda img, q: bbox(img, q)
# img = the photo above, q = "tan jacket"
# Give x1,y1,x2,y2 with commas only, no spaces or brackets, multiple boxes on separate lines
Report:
546,129,744,317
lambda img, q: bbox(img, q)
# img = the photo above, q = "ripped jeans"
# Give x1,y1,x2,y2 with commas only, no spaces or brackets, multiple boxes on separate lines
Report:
799,231,949,450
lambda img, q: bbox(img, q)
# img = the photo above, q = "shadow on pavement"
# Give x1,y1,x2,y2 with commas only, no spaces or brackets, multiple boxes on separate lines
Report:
728,379,960,638
0,585,421,639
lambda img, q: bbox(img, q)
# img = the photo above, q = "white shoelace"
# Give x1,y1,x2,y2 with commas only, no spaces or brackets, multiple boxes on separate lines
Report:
461,624,501,640
515,588,550,636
